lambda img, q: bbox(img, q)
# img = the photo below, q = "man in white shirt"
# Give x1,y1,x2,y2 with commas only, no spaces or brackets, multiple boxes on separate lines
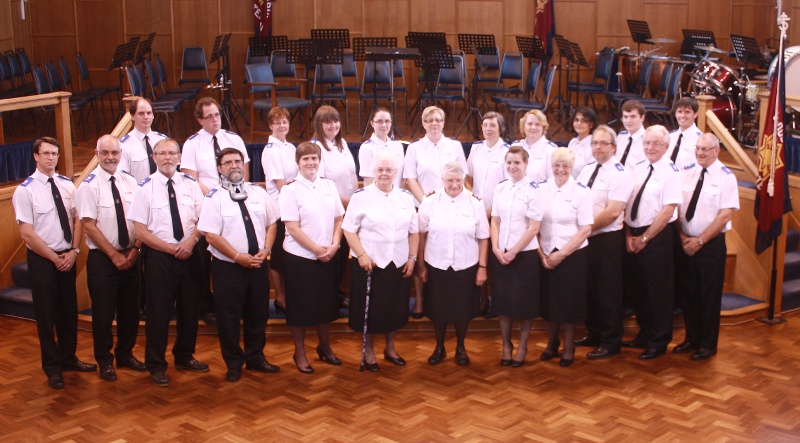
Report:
119,98,168,183
615,100,647,169
667,97,703,169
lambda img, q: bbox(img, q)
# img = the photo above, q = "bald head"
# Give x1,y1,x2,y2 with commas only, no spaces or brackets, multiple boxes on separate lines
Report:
96,135,122,174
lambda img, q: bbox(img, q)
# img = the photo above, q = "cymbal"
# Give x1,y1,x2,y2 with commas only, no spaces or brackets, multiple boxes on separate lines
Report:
668,58,694,65
647,37,677,44
695,44,727,54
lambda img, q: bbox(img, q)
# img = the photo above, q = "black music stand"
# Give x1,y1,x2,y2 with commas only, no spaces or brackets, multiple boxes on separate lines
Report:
731,34,768,69
134,32,156,65
682,29,716,57
627,19,653,63
353,37,400,138
248,35,289,58
457,34,497,137
550,35,575,128
207,33,247,132
108,37,139,119
568,41,593,107
289,38,342,107
406,36,453,137
311,29,350,49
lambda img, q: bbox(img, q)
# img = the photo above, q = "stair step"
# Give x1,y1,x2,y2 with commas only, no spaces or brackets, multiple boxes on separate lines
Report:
784,251,800,281
0,286,34,320
11,262,29,289
787,229,800,253
721,292,760,311
782,279,800,311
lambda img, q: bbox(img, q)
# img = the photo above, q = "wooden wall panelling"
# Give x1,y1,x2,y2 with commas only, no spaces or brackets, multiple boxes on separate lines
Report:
147,35,175,88
75,0,125,90
363,0,410,42
794,5,800,47
458,1,504,80
596,0,644,39
316,0,363,33
10,0,32,54
172,0,220,88
30,0,75,36
642,2,687,56
124,0,171,35
686,0,731,40
221,0,253,34
272,0,314,39
553,1,596,54
409,0,458,34
0,190,24,289
0,1,13,52
731,6,778,43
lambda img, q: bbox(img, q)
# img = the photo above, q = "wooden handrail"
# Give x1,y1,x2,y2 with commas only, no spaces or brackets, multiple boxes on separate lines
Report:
74,104,134,184
705,110,759,181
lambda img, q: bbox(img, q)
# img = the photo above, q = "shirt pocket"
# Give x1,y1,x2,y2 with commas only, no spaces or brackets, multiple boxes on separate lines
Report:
701,185,721,207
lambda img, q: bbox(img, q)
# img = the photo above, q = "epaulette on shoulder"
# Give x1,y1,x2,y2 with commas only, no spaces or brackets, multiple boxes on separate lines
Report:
695,130,703,136
538,179,548,185
205,188,218,198
721,166,733,174
577,182,587,188
503,142,510,148
353,188,366,194
122,170,135,178
670,128,678,133
635,159,646,166
401,188,412,196
683,163,696,170
411,138,420,144
19,177,33,187
473,140,485,145
426,190,436,197
83,173,96,184
119,134,130,142
57,174,70,181
310,138,319,143
619,130,630,135
187,133,199,141
247,182,265,189
499,179,508,184
530,181,539,189
362,138,373,144
138,177,151,187
224,130,237,135
471,193,482,201
615,162,625,171
670,163,679,172
265,142,274,148
512,139,523,145
155,132,168,138
285,179,296,185
547,141,557,147
182,172,197,181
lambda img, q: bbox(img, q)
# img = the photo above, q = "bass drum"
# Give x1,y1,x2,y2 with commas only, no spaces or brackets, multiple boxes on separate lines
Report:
711,95,737,130
693,59,739,94
619,52,641,88
768,45,800,111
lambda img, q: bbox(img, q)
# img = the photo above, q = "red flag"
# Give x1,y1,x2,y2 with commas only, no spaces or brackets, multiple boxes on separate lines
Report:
754,42,791,254
534,0,556,61
253,1,274,37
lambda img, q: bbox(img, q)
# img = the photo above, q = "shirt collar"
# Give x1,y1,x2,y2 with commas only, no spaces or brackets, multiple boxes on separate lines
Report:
33,168,54,184
296,173,317,188
631,127,646,140
154,170,177,185
132,127,151,141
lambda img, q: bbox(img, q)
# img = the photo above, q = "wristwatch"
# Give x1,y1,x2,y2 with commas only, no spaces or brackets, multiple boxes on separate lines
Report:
72,248,80,254
697,236,704,246
640,236,648,244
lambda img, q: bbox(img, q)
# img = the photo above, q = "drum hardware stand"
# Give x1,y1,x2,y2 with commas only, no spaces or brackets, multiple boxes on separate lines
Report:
209,34,248,132
549,35,575,134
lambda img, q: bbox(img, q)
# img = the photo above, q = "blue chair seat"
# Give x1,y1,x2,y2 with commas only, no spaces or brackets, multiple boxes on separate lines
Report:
253,96,311,111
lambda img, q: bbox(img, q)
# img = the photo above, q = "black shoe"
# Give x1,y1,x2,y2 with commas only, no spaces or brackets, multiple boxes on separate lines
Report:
559,357,574,367
383,351,406,366
455,347,470,366
315,346,342,366
201,312,217,325
274,302,286,316
622,307,635,318
117,356,147,371
428,346,446,365
226,369,242,382
673,341,697,354
48,374,65,389
293,355,314,374
174,358,209,372
587,346,620,360
152,372,169,387
540,349,559,361
362,361,379,372
246,360,280,373
99,364,117,382
574,336,600,347
500,359,512,366
511,358,525,368
411,311,425,319
690,348,717,361
483,307,498,319
63,359,97,372
621,339,647,349
639,348,665,360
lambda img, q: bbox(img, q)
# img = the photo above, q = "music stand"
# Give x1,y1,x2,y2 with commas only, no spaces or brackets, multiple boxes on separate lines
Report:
108,37,139,118
549,35,575,128
311,29,351,49
248,35,289,58
405,34,453,137
133,32,156,65
731,34,768,69
682,29,716,57
206,34,247,132
457,34,497,137
627,19,653,75
406,32,447,110
516,36,546,61
353,37,400,138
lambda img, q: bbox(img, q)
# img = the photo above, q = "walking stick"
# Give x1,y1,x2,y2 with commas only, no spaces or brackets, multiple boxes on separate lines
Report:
359,270,372,372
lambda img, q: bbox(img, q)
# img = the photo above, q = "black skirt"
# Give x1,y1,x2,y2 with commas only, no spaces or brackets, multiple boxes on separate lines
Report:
269,220,287,272
424,263,480,322
540,247,588,323
489,249,540,320
283,252,339,327
348,260,411,333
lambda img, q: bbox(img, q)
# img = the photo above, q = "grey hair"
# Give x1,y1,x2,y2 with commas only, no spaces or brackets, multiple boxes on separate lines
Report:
371,149,401,172
441,161,466,179
645,125,671,146
551,147,575,168
592,125,617,147
96,134,120,152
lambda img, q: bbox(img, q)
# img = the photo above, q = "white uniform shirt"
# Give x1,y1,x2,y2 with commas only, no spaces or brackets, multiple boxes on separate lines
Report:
314,138,357,201
341,184,418,269
74,166,137,250
180,129,250,191
512,136,556,183
403,136,468,206
127,171,204,244
679,159,739,236
576,159,634,236
12,170,76,251
669,124,702,169
467,139,508,211
538,177,594,255
491,177,545,251
198,183,280,263
418,188,490,271
624,156,682,228
261,136,298,207
118,128,168,183
615,126,646,169
358,134,405,189
568,135,593,179
279,174,345,260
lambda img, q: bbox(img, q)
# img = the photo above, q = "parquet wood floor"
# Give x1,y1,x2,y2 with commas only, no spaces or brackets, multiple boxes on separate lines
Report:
1,313,799,442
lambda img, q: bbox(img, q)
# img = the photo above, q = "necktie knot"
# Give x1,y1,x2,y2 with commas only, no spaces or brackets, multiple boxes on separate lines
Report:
109,176,115,183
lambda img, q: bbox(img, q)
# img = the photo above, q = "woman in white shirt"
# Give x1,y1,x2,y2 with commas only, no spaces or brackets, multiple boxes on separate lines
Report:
512,110,557,183
418,162,489,366
260,107,298,315
342,151,419,372
567,107,598,179
279,142,345,374
359,107,404,188
490,145,545,367
537,148,594,367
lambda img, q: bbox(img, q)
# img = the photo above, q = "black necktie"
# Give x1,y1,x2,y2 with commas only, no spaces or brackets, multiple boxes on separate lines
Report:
620,137,634,166
670,133,682,163
685,168,707,222
586,163,601,189
144,135,156,174
212,135,221,159
110,176,130,248
630,165,653,221
48,177,72,244
167,178,184,241
235,190,259,255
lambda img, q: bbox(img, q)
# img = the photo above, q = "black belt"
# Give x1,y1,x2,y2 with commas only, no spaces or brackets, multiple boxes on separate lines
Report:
53,249,73,255
627,225,650,236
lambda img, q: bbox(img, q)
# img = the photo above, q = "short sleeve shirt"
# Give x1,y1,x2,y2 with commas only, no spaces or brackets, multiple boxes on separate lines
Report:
678,159,740,236
261,136,298,206
538,177,594,254
467,139,508,211
127,171,204,244
74,166,138,250
12,169,77,251
279,175,345,260
358,134,405,188
491,177,545,251
180,129,250,191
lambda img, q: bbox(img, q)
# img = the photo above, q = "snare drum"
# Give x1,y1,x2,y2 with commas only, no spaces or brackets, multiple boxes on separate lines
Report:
693,60,739,94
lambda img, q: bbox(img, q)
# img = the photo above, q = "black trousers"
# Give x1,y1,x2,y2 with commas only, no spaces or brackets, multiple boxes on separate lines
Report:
197,237,215,316
677,233,726,350
27,249,78,377
211,259,270,370
624,228,675,351
144,248,201,373
585,230,625,349
87,249,140,366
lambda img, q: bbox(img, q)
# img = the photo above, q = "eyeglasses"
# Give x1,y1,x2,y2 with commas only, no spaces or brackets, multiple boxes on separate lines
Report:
154,151,180,158
574,117,592,123
696,145,717,153
202,113,221,120
424,118,444,124
590,141,614,147
643,141,665,147
372,119,392,125
375,167,397,174
36,152,59,157
221,159,244,167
